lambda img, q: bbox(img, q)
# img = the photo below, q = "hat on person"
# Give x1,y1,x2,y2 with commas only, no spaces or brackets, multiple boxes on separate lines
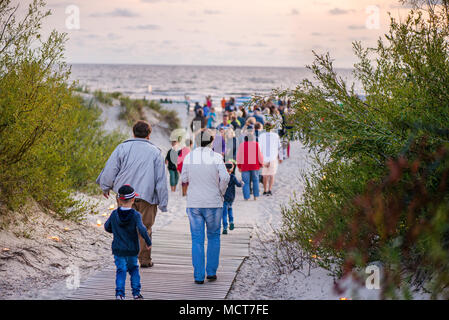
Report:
118,185,139,200
225,162,235,171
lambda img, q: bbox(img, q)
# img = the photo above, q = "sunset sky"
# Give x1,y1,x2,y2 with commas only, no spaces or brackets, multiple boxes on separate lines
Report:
24,0,412,68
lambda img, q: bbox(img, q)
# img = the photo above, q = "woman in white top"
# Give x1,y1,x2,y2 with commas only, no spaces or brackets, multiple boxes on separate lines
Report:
180,130,230,284
257,122,283,196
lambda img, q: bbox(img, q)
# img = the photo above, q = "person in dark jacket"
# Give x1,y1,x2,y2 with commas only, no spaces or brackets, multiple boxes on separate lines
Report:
190,109,207,133
194,102,202,116
222,162,243,234
104,185,152,300
166,140,179,192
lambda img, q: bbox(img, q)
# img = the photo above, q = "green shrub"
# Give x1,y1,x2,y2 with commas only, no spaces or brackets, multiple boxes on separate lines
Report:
93,89,113,105
74,85,89,94
160,109,181,131
0,0,123,221
278,1,449,298
110,91,122,99
118,96,180,130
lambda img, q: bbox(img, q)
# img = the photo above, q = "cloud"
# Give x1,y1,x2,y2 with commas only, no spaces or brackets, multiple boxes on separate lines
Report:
262,33,282,38
252,42,268,47
329,8,354,15
127,24,161,30
47,2,72,8
141,0,188,2
226,41,243,47
348,24,366,30
204,9,221,15
107,33,121,40
83,33,121,40
290,9,299,15
389,3,414,9
90,8,140,18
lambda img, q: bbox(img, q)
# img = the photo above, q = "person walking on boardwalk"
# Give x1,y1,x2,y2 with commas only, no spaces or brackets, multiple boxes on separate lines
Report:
166,138,180,192
104,185,152,300
96,120,168,268
177,138,193,197
181,130,230,284
258,122,283,196
207,107,217,129
236,133,264,201
222,162,243,235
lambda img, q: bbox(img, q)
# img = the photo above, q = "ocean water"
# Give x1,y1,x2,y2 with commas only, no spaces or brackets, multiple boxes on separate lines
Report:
70,64,357,103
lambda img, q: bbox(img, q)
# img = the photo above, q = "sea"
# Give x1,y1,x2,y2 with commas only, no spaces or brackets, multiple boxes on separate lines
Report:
69,64,358,104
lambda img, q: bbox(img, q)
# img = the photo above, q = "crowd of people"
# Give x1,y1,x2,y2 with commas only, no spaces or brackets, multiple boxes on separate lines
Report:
96,96,296,299
187,96,293,194
172,96,295,232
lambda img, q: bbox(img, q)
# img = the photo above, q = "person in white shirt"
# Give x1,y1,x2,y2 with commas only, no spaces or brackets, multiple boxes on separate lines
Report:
258,122,283,196
180,130,230,284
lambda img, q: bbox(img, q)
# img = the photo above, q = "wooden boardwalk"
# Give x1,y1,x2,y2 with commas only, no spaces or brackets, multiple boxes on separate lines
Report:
67,218,252,300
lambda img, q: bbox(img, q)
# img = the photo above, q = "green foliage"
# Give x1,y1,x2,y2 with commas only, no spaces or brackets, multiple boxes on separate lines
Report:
119,95,180,130
278,2,449,298
159,108,181,131
90,88,181,131
118,96,145,125
74,85,89,94
93,89,113,105
0,0,123,221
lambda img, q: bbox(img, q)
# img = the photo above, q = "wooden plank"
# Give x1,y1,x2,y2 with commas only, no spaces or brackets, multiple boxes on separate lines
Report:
77,284,232,295
67,216,251,300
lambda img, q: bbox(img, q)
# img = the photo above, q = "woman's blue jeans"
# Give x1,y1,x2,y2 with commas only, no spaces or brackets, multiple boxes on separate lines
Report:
114,255,141,297
187,207,222,281
242,170,260,199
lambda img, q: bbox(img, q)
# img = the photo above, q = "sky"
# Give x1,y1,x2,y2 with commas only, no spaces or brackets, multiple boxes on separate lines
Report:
19,0,412,68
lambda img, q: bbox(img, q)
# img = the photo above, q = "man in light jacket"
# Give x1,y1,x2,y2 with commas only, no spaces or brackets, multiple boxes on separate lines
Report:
96,120,168,268
181,130,230,284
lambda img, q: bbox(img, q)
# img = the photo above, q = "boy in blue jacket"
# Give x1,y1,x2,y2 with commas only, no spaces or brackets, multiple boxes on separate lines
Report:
222,162,243,235
104,185,152,300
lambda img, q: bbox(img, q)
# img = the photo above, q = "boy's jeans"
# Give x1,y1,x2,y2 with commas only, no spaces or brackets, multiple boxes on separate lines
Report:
242,170,260,199
222,201,234,230
114,255,141,297
186,208,222,281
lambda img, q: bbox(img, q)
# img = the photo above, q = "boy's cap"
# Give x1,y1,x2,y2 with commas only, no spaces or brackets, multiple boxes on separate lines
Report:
225,162,234,170
118,185,139,200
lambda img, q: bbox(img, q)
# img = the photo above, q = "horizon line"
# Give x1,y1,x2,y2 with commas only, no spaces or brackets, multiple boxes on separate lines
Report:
67,61,355,70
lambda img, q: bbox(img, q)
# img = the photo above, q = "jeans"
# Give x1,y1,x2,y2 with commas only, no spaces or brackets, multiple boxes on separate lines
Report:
242,170,260,199
114,255,141,297
186,207,222,281
222,201,234,230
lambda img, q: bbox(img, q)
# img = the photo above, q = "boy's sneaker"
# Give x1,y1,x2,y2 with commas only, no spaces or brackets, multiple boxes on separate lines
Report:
207,275,218,282
116,295,125,300
195,280,204,284
268,191,273,196
230,223,234,231
133,294,144,300
222,229,228,235
263,192,268,196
